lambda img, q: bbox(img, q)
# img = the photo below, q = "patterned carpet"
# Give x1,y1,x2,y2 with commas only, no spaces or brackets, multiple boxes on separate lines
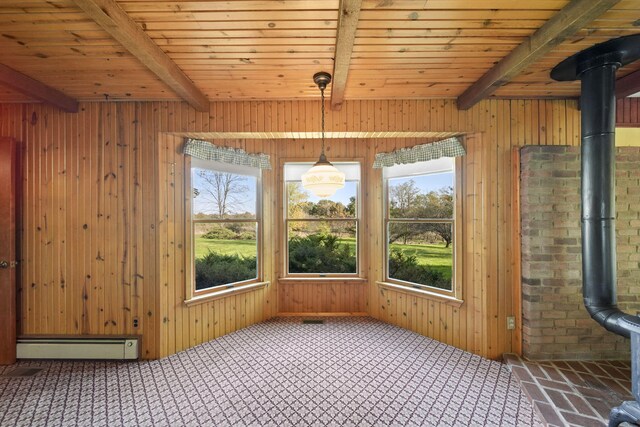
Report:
0,317,540,426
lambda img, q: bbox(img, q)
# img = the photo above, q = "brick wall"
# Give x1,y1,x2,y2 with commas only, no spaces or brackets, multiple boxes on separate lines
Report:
520,146,640,360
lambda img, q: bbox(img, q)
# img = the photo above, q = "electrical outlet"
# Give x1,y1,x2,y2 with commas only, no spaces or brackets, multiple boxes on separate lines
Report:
506,316,516,330
133,318,139,328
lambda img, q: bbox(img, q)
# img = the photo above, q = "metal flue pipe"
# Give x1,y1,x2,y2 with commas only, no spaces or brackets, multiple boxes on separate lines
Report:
578,60,631,337
551,34,640,338
551,34,640,427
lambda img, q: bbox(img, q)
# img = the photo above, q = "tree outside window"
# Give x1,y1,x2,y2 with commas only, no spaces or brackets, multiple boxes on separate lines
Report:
385,159,455,291
284,162,360,275
191,161,259,291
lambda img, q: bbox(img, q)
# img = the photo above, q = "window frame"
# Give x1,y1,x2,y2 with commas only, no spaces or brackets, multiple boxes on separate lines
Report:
185,156,263,300
282,159,363,278
382,157,462,300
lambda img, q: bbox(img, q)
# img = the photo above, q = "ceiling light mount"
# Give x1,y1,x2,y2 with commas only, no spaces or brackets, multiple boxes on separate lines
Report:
313,71,332,91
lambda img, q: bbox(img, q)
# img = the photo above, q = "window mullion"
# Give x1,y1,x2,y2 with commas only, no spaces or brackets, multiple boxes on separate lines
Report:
193,219,258,224
387,218,453,223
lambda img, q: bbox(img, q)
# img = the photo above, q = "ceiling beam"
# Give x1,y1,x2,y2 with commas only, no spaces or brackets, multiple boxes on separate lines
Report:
0,64,78,113
616,70,640,98
72,0,209,112
457,0,621,110
330,0,362,111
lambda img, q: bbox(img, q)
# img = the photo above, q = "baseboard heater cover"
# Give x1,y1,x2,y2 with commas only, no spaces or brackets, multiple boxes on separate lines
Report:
17,337,139,360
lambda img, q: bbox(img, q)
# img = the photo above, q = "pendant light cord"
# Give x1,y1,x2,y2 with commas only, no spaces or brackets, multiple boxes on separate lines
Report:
320,85,326,156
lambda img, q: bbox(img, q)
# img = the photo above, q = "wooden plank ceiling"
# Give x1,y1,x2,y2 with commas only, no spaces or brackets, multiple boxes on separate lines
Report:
0,0,639,105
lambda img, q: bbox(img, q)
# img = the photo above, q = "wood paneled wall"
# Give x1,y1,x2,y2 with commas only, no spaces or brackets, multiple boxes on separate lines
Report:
0,98,581,360
277,280,368,315
366,101,580,359
156,134,277,357
0,103,163,358
617,98,640,127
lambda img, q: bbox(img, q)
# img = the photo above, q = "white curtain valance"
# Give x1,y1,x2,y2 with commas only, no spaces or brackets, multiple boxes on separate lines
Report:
183,138,271,170
372,136,465,168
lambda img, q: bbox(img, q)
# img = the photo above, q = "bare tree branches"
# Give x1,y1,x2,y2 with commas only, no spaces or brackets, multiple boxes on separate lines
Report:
194,171,250,217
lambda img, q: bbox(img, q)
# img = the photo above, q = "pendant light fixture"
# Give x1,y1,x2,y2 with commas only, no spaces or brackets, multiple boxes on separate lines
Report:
301,72,345,198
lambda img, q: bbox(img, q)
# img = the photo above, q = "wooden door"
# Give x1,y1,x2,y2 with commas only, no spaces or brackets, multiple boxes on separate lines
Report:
0,137,18,365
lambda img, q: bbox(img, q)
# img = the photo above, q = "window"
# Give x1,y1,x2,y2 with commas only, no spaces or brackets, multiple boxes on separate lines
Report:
284,162,360,276
384,157,455,292
190,158,260,293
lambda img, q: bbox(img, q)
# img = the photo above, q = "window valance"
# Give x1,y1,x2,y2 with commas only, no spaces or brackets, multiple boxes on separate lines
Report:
183,138,271,170
372,137,465,168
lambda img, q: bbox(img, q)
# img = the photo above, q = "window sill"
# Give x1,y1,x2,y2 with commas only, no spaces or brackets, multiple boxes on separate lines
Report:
184,281,269,307
279,277,368,284
376,281,463,307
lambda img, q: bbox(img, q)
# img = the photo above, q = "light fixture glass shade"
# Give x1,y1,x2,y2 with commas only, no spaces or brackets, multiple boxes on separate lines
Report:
301,158,345,198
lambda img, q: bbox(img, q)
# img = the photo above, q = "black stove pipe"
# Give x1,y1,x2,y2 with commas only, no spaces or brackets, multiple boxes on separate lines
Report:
579,62,631,338
551,34,640,339
552,34,640,427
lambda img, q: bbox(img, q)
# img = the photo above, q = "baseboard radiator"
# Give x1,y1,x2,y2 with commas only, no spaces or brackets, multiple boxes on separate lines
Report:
17,337,139,360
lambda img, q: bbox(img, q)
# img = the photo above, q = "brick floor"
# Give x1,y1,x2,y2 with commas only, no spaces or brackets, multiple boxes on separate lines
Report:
504,354,633,427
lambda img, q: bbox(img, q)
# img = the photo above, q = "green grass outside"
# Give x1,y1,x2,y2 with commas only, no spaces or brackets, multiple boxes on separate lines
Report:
195,238,257,259
195,236,452,279
389,241,452,280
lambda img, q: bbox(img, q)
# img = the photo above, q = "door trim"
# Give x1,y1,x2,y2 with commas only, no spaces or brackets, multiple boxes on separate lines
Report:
0,137,18,365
